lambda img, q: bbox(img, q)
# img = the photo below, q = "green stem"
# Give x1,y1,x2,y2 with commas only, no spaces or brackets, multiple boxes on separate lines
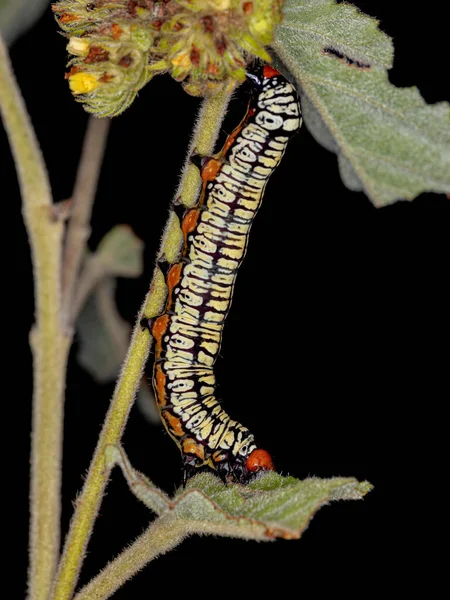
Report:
72,516,188,600
51,86,232,600
0,35,65,600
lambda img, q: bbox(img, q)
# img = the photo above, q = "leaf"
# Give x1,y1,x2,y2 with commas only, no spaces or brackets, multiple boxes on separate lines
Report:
75,226,160,422
77,278,160,422
105,445,171,516
95,224,144,279
175,471,372,540
74,224,143,322
75,227,144,367
77,278,131,383
272,0,450,207
110,446,372,542
73,225,144,321
0,0,50,45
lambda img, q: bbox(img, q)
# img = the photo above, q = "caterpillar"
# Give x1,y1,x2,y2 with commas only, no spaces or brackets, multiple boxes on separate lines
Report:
148,65,301,484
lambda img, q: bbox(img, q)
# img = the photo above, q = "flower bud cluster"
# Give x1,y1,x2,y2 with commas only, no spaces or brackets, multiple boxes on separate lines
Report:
53,0,283,116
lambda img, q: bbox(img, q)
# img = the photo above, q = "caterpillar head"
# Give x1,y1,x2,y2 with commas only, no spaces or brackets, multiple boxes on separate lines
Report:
214,447,275,484
245,448,275,474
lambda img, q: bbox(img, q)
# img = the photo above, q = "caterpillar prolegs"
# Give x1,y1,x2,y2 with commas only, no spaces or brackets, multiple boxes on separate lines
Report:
149,65,301,483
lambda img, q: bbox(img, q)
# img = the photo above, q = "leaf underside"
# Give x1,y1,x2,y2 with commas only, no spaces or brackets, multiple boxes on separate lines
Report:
272,0,450,207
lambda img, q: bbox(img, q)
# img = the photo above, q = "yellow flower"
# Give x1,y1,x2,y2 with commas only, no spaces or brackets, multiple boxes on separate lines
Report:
68,72,99,94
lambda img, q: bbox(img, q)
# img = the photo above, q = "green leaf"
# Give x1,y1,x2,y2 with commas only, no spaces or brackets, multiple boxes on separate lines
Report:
77,279,159,422
105,445,171,516
272,0,450,207
75,226,144,382
95,225,144,279
175,471,372,539
110,445,372,542
77,279,131,383
73,225,143,320
0,0,50,45
75,227,160,422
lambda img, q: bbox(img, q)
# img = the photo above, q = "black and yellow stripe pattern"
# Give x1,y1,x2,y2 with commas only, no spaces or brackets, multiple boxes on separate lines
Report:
150,65,301,483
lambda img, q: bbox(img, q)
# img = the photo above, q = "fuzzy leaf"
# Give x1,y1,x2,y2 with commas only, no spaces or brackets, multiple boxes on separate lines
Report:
77,278,159,422
95,225,144,279
0,0,50,45
105,445,172,515
114,449,371,540
272,0,450,207
174,471,372,539
75,226,144,381
77,279,130,383
75,228,159,421
111,446,372,540
74,225,144,321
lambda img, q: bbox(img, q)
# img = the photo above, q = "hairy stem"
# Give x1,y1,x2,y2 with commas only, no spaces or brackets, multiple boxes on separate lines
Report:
72,516,188,600
51,87,232,600
0,35,65,600
62,116,110,327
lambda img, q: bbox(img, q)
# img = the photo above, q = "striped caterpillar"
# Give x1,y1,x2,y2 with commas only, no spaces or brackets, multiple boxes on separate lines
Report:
147,65,301,483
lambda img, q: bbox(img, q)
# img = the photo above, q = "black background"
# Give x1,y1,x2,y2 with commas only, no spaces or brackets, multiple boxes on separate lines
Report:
3,1,449,597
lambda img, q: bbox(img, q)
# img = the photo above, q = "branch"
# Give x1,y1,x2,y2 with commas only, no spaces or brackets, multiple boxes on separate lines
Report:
50,86,233,600
72,516,188,600
62,116,111,327
0,35,65,600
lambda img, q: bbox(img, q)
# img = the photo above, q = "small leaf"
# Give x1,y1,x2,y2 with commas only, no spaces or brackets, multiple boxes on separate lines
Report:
272,0,450,207
75,227,159,422
0,0,50,45
95,224,144,279
75,227,138,379
105,445,171,516
77,279,130,383
73,226,144,320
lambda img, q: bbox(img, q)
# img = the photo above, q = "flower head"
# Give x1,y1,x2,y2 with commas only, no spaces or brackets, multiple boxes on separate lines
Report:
53,0,284,115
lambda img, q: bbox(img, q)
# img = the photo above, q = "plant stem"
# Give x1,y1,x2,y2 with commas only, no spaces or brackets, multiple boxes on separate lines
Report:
62,116,110,327
0,35,65,600
72,516,188,600
51,87,232,600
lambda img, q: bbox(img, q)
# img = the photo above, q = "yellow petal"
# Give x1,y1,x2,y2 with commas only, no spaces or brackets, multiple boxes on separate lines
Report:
69,72,99,95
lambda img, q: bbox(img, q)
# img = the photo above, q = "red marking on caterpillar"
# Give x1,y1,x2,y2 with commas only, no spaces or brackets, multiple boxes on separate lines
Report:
150,66,302,484
263,64,280,79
